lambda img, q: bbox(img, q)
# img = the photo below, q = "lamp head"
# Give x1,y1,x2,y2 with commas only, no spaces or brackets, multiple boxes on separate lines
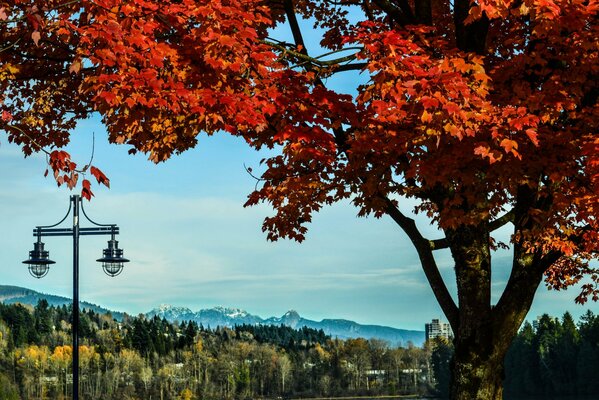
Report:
23,241,55,278
97,239,129,277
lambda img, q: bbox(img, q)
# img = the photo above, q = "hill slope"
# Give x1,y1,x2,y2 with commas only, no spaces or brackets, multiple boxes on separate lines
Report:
0,285,124,319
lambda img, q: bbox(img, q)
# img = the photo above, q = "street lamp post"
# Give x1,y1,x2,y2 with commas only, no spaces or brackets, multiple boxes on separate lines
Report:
23,195,129,400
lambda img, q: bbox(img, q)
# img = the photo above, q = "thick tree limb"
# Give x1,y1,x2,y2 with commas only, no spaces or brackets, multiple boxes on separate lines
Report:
414,0,432,25
383,197,459,329
283,0,309,56
491,182,561,351
372,0,414,26
427,210,514,252
453,0,489,54
429,237,448,250
489,209,515,232
493,248,562,353
332,63,368,72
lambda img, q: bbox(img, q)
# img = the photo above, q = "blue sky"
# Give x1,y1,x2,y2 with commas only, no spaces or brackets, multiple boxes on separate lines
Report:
0,119,594,331
1,14,595,332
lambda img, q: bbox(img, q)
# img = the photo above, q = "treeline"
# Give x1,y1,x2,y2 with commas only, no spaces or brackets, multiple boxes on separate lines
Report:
0,300,437,399
1,301,598,399
504,311,599,397
430,311,599,399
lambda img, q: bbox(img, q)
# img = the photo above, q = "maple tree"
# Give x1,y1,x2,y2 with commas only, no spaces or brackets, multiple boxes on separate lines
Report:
1,0,598,398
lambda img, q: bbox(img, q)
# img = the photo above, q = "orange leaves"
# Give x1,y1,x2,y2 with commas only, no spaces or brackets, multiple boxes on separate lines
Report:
474,145,503,164
1,0,598,293
443,122,463,139
544,255,599,304
420,96,440,109
420,110,433,123
218,35,237,47
48,150,79,190
525,128,539,146
69,60,82,74
49,150,75,175
45,151,109,200
499,138,519,157
56,0,283,163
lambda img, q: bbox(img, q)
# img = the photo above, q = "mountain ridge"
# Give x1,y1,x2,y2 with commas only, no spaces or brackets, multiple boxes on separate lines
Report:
0,284,125,319
0,285,424,346
148,304,424,346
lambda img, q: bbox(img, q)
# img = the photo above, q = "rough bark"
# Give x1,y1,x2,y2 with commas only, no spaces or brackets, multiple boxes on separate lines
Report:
451,336,505,400
446,224,503,399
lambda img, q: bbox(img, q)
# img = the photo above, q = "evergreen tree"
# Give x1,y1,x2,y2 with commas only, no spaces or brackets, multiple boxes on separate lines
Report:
577,311,599,395
504,321,537,395
554,312,579,394
431,338,453,398
33,299,52,339
129,318,154,356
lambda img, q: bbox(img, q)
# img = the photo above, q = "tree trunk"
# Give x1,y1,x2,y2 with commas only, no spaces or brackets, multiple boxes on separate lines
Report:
448,223,506,400
445,216,556,400
451,331,505,400
385,188,561,400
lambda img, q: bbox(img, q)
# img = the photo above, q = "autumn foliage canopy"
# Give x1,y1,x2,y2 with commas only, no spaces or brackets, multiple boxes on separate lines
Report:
1,0,597,306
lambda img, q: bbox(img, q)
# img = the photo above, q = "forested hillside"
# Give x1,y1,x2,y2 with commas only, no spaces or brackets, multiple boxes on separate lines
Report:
0,300,597,399
0,300,436,399
0,285,423,346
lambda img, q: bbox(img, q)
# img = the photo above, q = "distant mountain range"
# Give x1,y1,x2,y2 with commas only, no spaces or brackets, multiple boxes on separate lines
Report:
146,305,424,346
0,285,424,346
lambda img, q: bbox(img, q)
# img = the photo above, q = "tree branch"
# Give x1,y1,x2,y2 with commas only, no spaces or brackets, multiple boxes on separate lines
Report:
426,209,515,252
493,247,562,353
383,197,459,329
371,0,413,26
414,0,432,25
332,63,368,73
453,0,489,54
489,209,515,232
283,0,309,56
491,183,560,351
429,238,448,250
262,40,363,74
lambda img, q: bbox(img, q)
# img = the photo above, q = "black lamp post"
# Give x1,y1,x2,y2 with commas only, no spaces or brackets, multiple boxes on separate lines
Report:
23,195,128,400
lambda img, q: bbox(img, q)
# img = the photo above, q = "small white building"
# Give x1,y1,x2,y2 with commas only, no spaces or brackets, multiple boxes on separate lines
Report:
425,318,452,341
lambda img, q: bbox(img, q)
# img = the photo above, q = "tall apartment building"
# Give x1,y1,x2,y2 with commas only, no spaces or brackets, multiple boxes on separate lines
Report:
425,318,453,341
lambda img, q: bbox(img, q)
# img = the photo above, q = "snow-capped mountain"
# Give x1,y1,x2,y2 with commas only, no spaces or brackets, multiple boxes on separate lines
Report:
147,304,263,327
147,305,425,346
146,304,194,321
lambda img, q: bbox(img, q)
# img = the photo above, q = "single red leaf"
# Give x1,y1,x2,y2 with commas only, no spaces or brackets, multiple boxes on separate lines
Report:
31,31,41,46
90,166,110,188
